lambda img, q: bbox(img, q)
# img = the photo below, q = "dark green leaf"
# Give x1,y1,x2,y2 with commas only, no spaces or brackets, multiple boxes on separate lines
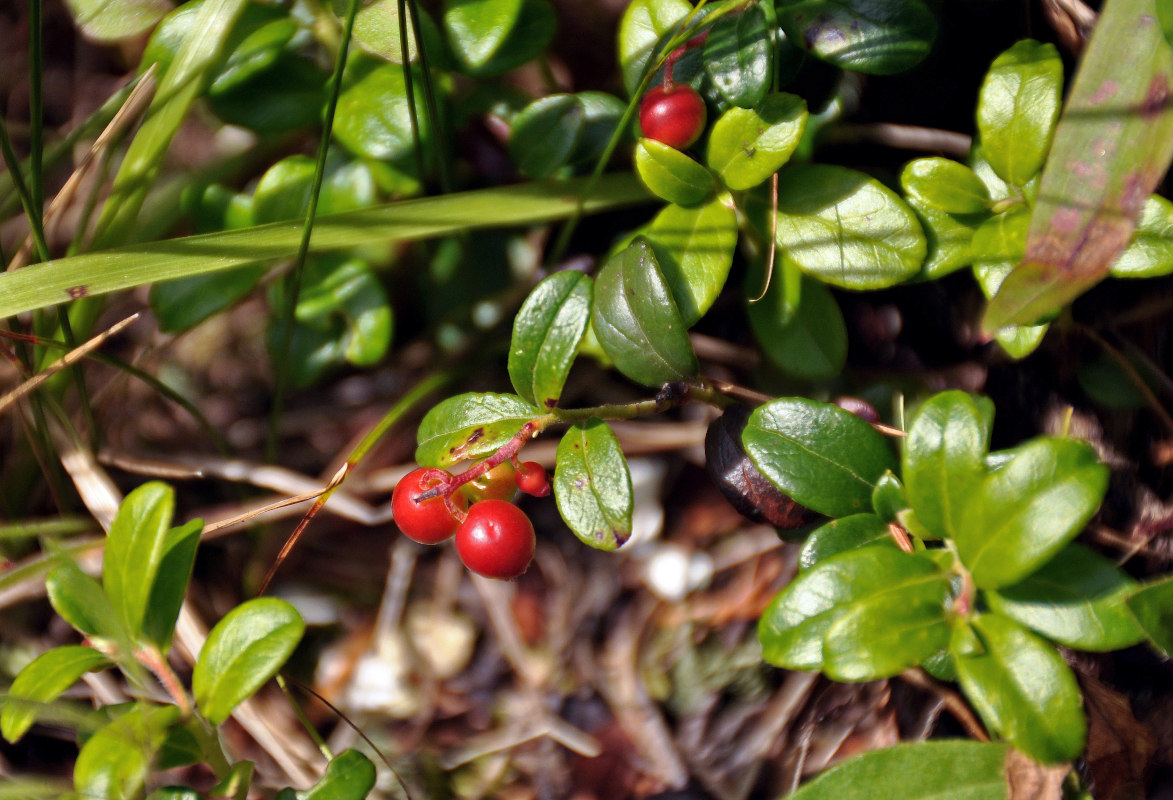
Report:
742,397,898,517
104,482,174,640
46,560,123,641
987,544,1145,651
206,51,326,134
798,514,896,570
207,17,296,94
775,0,936,75
900,158,991,215
972,209,1048,359
464,0,556,77
156,718,204,769
645,198,738,326
775,164,926,289
2,646,110,744
590,237,699,386
442,0,522,72
903,391,991,540
66,0,170,42
150,267,268,333
509,95,586,179
508,272,592,409
706,93,807,191
953,613,1086,763
617,0,691,95
73,704,179,800
334,62,430,164
976,40,1063,187
746,266,847,381
416,392,540,467
142,519,203,654
193,598,305,725
703,5,772,108
553,420,633,550
634,139,716,207
1126,575,1173,656
955,437,1108,589
570,92,627,165
786,740,1009,800
291,750,377,800
1110,194,1173,278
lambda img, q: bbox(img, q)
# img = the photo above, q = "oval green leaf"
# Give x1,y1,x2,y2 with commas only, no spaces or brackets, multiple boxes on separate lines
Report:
103,482,175,640
415,392,540,467
297,749,377,800
703,4,772,108
618,0,691,96
142,519,203,654
972,208,1049,359
1111,194,1173,278
193,597,305,725
904,197,984,280
553,420,634,550
747,266,847,381
334,62,429,164
953,613,1086,763
509,95,586,179
742,397,898,517
1126,575,1173,657
634,138,716,207
775,0,937,75
442,0,523,72
706,93,808,191
508,271,593,409
74,704,179,800
2,646,110,744
775,164,926,289
46,559,124,642
645,198,738,326
462,0,556,77
798,514,896,570
590,237,699,386
900,157,991,216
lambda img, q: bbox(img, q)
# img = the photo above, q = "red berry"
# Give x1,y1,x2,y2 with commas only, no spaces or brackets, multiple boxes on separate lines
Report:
461,461,517,503
639,84,706,150
514,461,551,497
392,468,467,544
455,500,536,580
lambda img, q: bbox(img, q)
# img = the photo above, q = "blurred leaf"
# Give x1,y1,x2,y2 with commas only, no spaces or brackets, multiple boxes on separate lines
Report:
65,0,170,42
747,264,846,380
509,95,585,179
645,197,738,326
103,482,175,639
150,267,268,333
618,0,691,95
775,0,936,75
634,139,716,207
442,0,521,70
984,0,1173,329
142,519,203,654
349,0,440,64
74,704,179,800
704,4,772,108
193,598,304,725
2,647,110,744
415,393,539,466
570,92,627,165
288,750,376,800
798,514,896,570
707,93,808,191
207,51,327,134
508,272,593,409
334,61,430,163
553,420,634,550
1126,575,1173,656
1110,194,1173,277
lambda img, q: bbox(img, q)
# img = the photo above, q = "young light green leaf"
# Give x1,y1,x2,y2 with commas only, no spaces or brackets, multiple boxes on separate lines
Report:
955,437,1108,589
553,420,634,550
972,209,1048,359
46,560,124,641
634,139,716,207
590,237,699,386
900,158,991,215
65,0,170,42
508,271,593,409
775,0,937,75
742,397,898,518
442,0,523,72
415,392,540,467
904,197,984,280
73,704,179,800
775,164,926,289
2,646,110,744
953,613,1087,763
142,519,203,654
786,740,1010,800
290,749,377,800
509,95,586,179
707,93,807,191
871,471,907,523
351,0,436,64
987,544,1145,651
645,198,738,326
1110,194,1173,278
103,482,175,640
193,598,305,725
976,40,1063,187
334,62,429,164
1126,575,1173,657
618,0,691,95
903,391,991,540
798,514,896,570
703,4,773,108
747,266,847,381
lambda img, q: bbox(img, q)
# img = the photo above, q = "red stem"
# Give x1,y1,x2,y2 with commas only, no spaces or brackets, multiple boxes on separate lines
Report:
414,421,540,503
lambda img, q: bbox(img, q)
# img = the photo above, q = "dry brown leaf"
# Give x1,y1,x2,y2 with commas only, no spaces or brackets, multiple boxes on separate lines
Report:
1005,749,1069,800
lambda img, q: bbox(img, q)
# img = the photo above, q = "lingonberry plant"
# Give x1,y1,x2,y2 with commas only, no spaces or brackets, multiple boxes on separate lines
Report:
454,500,537,580
639,84,708,149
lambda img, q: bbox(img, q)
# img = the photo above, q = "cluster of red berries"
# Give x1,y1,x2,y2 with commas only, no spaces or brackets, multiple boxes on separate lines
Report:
391,460,551,580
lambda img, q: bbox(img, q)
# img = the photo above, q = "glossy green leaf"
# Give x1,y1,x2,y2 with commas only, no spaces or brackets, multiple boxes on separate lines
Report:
509,95,586,179
903,391,991,540
984,3,1173,329
870,471,907,522
508,272,592,409
207,50,327,134
74,704,179,800
590,237,699,386
904,197,984,280
65,0,170,42
206,16,296,94
1110,194,1173,278
707,93,807,191
759,546,943,671
193,598,305,725
2,646,110,744
334,62,429,164
798,514,896,570
253,156,379,225
553,420,634,550
775,0,936,75
775,164,926,289
987,544,1145,651
901,158,991,215
972,209,1048,359
142,519,203,654
976,40,1062,188
416,392,540,466
104,482,175,639
570,91,627,165
953,614,1086,763
742,397,898,517
786,740,1009,800
703,5,772,108
955,437,1108,589
747,266,847,381
442,0,522,71
290,750,377,800
464,0,556,77
644,198,738,326
634,139,716,207
46,560,124,641
618,0,691,95
1126,575,1173,656
350,0,439,64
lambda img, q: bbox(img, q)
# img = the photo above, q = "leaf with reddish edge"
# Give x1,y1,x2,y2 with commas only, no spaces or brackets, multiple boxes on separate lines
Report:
984,0,1173,330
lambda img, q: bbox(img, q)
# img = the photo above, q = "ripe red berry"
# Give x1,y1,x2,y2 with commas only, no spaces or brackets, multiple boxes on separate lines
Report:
639,84,706,150
392,468,467,545
455,500,536,580
514,461,551,497
461,461,517,503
